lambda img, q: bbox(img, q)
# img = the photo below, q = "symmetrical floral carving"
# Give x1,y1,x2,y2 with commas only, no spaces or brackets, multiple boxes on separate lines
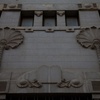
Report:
78,3,97,10
0,27,24,66
76,27,100,65
57,79,83,88
16,65,83,88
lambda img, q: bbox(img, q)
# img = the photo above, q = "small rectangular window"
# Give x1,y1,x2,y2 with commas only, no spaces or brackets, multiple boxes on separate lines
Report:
65,11,79,26
43,11,57,26
20,11,34,27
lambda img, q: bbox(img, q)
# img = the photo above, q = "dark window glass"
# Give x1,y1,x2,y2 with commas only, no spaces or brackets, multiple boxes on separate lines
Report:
43,11,57,26
0,12,2,17
65,11,80,26
20,11,34,27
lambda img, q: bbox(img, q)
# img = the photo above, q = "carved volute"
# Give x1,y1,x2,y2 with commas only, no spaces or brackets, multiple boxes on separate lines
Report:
76,27,100,67
0,27,24,67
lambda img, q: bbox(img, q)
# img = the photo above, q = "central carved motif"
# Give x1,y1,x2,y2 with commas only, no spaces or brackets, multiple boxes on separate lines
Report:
0,27,24,67
16,65,83,88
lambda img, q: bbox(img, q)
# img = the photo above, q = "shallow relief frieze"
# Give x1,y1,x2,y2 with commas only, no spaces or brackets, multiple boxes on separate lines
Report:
16,65,83,89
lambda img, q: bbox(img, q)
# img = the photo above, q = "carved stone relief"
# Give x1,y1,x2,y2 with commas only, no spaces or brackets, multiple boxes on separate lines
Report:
76,27,100,67
34,11,43,17
78,3,97,10
0,27,24,67
16,65,83,88
57,79,83,88
3,4,22,10
57,11,65,16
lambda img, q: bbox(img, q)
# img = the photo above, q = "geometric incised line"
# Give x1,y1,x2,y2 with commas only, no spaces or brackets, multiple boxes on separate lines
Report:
76,26,100,67
0,27,24,67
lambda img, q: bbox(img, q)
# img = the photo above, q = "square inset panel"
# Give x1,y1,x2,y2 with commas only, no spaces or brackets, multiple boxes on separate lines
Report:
92,81,100,91
0,81,7,92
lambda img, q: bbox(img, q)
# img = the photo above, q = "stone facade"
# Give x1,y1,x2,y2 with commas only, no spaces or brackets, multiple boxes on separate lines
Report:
0,0,100,100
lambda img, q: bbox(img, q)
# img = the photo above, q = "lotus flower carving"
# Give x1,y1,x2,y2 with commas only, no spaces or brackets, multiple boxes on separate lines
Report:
0,27,24,67
76,27,100,66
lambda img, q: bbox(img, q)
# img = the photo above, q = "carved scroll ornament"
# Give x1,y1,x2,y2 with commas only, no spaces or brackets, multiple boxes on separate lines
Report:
0,27,24,67
17,79,42,88
57,79,83,88
34,11,43,17
16,65,83,88
76,27,100,66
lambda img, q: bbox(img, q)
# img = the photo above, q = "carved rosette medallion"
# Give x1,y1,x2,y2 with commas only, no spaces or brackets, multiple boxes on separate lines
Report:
76,27,100,66
0,27,24,67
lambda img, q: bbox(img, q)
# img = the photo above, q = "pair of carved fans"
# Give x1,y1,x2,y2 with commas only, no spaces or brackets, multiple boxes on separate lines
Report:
0,27,100,68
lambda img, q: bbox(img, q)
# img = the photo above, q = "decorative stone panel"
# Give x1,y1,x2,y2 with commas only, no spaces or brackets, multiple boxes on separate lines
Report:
16,65,83,89
92,81,100,91
78,3,98,10
3,4,22,10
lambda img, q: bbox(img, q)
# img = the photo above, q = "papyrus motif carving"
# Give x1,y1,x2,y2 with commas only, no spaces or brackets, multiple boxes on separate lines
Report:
0,27,24,67
76,27,100,66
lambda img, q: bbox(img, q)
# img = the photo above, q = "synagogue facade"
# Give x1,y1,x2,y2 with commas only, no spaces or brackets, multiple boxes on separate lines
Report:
0,0,100,100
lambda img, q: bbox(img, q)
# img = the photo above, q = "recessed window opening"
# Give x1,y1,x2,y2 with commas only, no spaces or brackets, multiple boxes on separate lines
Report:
20,11,34,27
43,11,57,26
65,11,80,26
